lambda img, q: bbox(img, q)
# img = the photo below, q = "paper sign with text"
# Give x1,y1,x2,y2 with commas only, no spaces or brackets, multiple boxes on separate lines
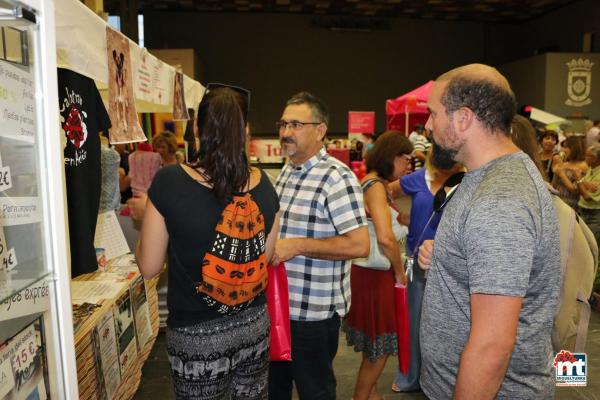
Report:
0,60,36,143
348,111,375,134
0,279,49,321
0,197,42,226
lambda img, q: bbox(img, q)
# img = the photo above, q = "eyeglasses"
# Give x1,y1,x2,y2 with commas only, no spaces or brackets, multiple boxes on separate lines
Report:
276,120,322,132
205,82,251,116
432,171,465,213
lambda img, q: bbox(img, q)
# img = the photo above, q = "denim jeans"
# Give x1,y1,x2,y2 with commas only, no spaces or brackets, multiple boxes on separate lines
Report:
268,314,340,400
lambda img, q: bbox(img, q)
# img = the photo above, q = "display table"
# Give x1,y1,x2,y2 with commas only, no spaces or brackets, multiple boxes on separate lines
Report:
71,254,161,400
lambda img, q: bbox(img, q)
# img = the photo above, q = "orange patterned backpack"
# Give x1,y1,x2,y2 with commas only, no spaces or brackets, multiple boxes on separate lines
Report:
197,193,268,314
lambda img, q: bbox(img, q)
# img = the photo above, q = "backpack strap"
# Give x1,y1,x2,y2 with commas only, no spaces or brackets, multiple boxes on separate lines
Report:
558,203,577,303
574,291,591,353
573,214,599,353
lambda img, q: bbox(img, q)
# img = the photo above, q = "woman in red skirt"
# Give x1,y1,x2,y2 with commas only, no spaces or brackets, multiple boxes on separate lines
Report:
343,131,412,400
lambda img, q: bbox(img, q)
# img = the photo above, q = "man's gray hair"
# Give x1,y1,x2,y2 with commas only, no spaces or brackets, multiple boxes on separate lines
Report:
286,91,329,126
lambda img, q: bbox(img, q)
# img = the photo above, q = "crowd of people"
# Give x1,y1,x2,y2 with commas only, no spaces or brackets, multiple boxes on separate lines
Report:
125,63,599,400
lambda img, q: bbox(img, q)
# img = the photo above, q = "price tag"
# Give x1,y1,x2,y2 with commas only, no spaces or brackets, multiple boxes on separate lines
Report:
0,165,12,192
10,331,37,377
2,248,17,271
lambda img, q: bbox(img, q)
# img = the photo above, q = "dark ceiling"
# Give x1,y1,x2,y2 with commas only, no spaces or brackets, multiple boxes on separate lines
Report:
104,0,578,23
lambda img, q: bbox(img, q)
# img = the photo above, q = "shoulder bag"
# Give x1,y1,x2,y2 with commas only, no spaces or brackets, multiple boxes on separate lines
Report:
354,178,407,270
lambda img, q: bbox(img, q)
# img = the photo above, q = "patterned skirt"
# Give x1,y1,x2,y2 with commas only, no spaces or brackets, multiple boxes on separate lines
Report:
166,305,269,399
343,265,398,361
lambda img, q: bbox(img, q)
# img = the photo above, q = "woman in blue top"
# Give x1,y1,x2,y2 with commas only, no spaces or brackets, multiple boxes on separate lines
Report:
389,140,463,393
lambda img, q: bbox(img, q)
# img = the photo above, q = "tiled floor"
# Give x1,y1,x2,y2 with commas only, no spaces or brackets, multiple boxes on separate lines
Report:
133,309,600,399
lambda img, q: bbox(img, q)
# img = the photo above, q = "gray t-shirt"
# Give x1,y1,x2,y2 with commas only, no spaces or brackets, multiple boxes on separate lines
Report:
420,151,560,399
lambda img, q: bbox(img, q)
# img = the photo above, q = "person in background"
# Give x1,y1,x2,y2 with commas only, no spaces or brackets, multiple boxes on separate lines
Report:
388,140,464,393
365,134,377,153
153,131,183,166
417,64,559,399
538,130,560,182
183,108,197,162
99,135,121,212
135,87,280,399
343,131,412,400
512,115,546,177
408,124,423,143
552,135,588,210
586,120,600,148
269,91,369,400
114,143,133,204
410,125,431,170
577,144,600,247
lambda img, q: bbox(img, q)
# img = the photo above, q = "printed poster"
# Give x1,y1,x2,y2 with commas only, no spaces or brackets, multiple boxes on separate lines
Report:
0,60,36,143
172,72,189,121
134,50,171,106
112,290,137,374
0,319,48,400
348,111,375,134
92,311,121,400
106,27,146,144
130,276,152,350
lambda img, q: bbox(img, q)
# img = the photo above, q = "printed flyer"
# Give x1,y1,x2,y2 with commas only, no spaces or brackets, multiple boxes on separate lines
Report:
130,276,152,350
92,311,121,400
0,319,48,400
112,290,137,374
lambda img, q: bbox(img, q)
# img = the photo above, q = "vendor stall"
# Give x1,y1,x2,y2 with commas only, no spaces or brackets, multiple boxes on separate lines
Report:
386,81,433,134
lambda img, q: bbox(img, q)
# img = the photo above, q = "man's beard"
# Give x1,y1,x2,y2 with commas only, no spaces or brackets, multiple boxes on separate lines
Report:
430,138,458,170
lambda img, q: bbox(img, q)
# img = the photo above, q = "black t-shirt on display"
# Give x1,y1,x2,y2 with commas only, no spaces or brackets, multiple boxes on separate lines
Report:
147,165,280,328
58,68,111,278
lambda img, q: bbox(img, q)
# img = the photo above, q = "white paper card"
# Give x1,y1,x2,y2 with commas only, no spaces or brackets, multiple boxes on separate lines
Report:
70,281,126,305
94,211,130,261
0,196,42,226
0,60,36,143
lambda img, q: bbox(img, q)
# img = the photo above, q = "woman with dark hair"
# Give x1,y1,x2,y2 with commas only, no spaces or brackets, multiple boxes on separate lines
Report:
538,129,560,182
553,135,588,209
343,131,412,400
135,87,280,399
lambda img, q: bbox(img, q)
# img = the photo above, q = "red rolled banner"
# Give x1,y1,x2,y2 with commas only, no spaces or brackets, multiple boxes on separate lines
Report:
395,283,410,375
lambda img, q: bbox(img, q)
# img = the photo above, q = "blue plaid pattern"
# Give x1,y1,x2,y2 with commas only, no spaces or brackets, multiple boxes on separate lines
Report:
275,148,367,321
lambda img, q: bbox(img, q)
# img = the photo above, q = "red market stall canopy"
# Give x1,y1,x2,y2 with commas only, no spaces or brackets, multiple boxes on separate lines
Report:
386,80,433,134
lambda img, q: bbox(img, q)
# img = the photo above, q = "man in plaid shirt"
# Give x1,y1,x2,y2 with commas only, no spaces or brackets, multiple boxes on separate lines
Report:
269,92,369,400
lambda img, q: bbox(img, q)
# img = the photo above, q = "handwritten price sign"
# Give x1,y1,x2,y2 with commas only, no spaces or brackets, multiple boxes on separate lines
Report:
0,165,12,192
0,229,17,272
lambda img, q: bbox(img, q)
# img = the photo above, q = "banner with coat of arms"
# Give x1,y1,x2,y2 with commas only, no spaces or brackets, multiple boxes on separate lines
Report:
565,58,594,107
